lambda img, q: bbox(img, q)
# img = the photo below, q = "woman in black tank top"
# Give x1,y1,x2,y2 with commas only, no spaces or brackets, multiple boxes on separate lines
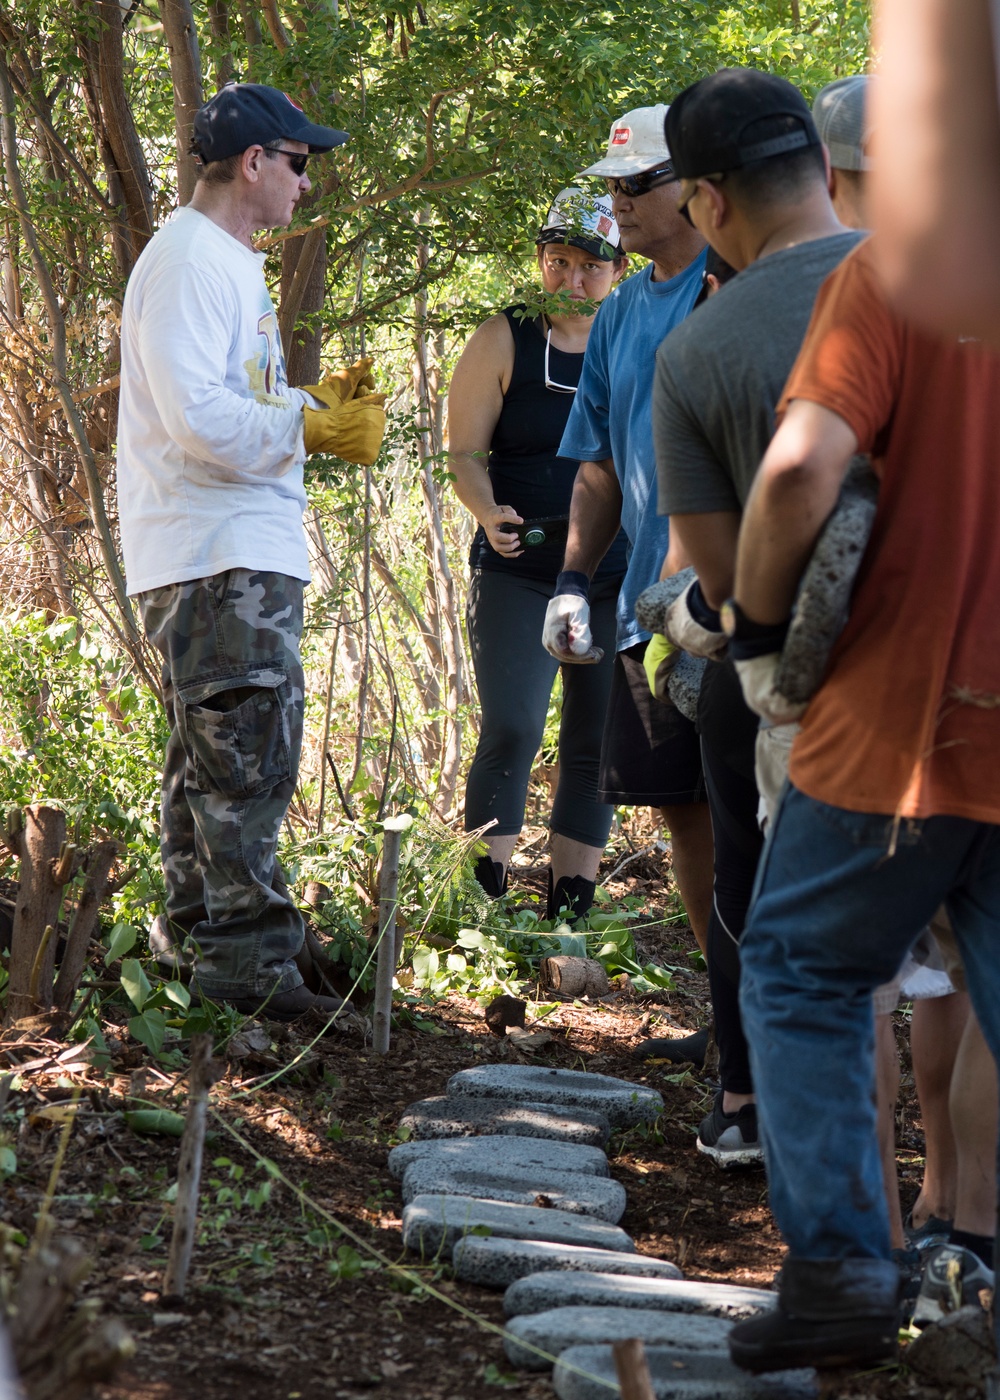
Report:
448,189,628,921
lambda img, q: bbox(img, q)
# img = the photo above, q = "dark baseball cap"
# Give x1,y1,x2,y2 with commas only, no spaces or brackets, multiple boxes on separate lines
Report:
191,83,348,163
665,68,819,181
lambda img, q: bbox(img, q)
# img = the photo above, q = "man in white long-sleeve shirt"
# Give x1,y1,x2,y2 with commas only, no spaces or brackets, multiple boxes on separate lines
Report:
118,83,385,1020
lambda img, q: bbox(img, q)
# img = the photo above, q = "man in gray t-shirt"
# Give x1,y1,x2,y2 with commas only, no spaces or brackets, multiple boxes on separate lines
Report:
648,68,861,1172
654,233,862,519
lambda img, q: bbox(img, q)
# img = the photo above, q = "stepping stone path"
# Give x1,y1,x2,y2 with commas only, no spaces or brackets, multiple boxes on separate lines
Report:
388,1136,610,1179
402,1195,635,1257
388,1061,803,1396
552,1345,818,1399
504,1271,776,1320
452,1238,682,1289
400,1161,627,1222
504,1306,732,1370
447,1065,663,1130
399,1095,611,1146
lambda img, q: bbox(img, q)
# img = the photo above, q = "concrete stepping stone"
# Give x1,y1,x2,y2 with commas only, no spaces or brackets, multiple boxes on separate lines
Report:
504,1271,776,1320
552,1344,818,1399
388,1135,609,1180
402,1194,634,1258
398,1095,611,1146
452,1237,681,1290
504,1306,732,1371
400,1161,627,1222
447,1065,663,1130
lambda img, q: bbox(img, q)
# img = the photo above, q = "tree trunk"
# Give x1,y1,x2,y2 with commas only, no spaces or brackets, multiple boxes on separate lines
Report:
0,52,139,644
160,0,204,207
7,805,68,1021
413,239,467,816
53,840,119,1012
207,0,235,88
81,1,155,260
280,190,327,386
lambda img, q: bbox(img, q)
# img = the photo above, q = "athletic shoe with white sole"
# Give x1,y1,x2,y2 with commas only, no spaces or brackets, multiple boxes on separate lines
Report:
911,1243,995,1328
696,1090,764,1168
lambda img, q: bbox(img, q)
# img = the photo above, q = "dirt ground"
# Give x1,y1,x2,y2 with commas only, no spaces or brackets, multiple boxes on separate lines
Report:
0,854,985,1400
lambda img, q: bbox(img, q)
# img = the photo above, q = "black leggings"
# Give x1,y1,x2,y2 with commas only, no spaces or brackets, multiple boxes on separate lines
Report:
699,663,765,1097
465,569,621,847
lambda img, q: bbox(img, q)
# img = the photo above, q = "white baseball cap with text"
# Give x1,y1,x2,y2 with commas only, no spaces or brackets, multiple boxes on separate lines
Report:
579,105,672,177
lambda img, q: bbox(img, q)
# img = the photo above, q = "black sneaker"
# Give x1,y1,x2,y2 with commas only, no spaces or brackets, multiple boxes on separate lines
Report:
696,1090,764,1168
911,1243,996,1328
634,1026,711,1070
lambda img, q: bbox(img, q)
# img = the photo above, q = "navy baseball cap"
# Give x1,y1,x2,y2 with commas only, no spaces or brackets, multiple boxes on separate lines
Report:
666,69,819,181
191,83,348,162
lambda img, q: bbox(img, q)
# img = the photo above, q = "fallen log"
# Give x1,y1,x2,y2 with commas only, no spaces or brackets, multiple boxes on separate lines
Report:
540,955,610,999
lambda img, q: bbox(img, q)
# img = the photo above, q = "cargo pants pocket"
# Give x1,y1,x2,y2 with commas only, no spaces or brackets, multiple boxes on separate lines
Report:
176,667,291,799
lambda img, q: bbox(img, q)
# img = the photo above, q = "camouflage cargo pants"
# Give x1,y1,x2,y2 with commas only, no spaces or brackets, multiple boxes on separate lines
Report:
139,570,306,998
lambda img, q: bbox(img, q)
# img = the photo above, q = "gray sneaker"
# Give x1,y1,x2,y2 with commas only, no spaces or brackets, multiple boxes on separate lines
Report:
912,1243,996,1328
696,1091,764,1168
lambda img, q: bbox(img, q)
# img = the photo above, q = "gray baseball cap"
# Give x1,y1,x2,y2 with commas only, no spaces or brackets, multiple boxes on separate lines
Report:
812,75,872,172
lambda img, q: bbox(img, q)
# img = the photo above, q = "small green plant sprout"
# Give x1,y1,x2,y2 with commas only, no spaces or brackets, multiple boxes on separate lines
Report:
118,957,190,1055
327,1244,381,1282
483,1363,521,1389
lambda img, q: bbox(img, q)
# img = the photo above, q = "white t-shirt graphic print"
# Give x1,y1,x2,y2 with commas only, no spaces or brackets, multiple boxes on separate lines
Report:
117,206,312,595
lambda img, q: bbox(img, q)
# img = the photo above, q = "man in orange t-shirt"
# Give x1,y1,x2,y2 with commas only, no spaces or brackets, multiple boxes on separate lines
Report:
724,237,1000,1376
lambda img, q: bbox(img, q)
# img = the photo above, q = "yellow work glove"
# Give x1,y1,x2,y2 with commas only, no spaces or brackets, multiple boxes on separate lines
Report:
303,396,387,466
643,632,678,702
301,356,378,409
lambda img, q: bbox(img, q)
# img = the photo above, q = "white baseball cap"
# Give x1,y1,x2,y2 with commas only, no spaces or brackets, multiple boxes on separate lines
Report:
579,105,672,177
537,187,621,258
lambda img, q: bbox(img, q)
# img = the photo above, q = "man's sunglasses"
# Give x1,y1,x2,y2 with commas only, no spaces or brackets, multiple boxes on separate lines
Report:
605,163,677,198
265,145,310,176
677,173,726,226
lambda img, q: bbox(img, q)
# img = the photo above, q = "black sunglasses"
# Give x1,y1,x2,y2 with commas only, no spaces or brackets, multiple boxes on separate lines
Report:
265,145,310,176
677,172,726,226
605,162,677,198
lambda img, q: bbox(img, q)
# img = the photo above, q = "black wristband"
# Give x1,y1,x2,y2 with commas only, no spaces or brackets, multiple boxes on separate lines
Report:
688,578,722,632
555,570,590,601
728,622,790,661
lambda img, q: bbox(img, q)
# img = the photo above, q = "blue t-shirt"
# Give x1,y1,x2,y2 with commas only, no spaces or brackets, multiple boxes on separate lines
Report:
558,252,708,650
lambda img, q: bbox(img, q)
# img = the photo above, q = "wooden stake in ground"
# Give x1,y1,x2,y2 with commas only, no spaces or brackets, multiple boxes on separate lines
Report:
612,1338,656,1400
372,815,413,1055
163,1034,217,1300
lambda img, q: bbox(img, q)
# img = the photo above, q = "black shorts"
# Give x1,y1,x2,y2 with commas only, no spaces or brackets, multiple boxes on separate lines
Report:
598,641,706,807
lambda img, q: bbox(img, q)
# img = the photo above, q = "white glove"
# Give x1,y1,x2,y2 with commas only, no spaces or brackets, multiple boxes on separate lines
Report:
663,579,728,660
542,593,603,664
734,653,808,726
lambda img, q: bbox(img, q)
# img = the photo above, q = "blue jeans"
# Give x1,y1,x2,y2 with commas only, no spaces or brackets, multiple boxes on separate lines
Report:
740,783,1000,1264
